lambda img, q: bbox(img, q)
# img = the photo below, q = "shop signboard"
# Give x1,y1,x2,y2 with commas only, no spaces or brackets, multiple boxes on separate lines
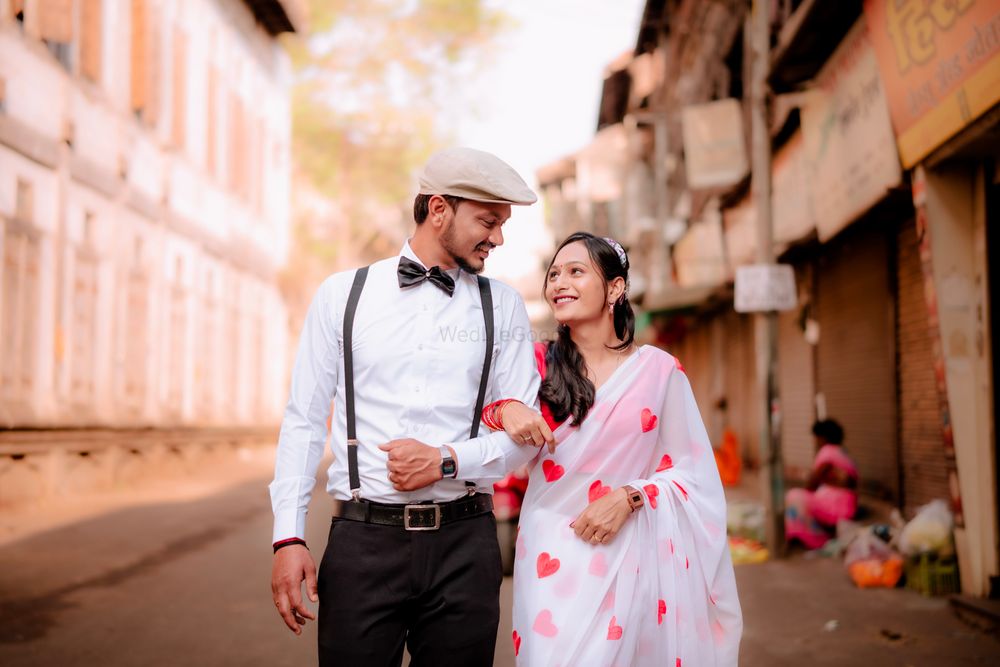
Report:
864,0,1000,167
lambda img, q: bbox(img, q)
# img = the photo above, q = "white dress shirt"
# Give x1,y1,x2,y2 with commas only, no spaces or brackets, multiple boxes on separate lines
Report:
269,241,542,542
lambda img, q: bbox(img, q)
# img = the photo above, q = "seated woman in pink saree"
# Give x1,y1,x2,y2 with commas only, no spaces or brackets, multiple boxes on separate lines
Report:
784,419,858,549
485,233,742,666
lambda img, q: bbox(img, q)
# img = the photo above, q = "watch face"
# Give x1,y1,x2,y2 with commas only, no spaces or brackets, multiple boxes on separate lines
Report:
442,459,456,477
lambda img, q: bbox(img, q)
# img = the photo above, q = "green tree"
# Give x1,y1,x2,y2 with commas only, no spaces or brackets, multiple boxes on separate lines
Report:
279,0,510,322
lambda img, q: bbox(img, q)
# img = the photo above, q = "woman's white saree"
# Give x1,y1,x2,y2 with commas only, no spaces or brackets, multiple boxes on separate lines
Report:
512,346,742,666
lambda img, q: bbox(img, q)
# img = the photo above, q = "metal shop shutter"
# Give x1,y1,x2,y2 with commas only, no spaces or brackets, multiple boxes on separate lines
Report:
815,221,898,500
896,217,950,514
778,287,816,482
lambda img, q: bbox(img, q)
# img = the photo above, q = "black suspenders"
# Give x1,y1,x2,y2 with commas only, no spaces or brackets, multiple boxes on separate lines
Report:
343,267,369,500
342,267,495,500
471,275,494,440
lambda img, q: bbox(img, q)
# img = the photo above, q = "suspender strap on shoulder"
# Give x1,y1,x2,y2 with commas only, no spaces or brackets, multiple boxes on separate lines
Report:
471,275,495,440
344,267,369,500
467,275,495,492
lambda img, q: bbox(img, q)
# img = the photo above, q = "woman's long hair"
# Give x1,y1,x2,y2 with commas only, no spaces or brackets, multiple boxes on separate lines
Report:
540,232,635,426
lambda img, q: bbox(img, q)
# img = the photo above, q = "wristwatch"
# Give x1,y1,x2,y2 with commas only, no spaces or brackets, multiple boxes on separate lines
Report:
623,485,644,512
440,446,457,479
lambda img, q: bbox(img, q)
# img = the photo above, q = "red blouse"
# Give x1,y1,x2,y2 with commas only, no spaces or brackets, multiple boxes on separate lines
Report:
534,342,564,431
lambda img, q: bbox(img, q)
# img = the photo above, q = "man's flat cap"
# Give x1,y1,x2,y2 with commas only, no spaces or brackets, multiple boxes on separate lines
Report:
418,147,537,206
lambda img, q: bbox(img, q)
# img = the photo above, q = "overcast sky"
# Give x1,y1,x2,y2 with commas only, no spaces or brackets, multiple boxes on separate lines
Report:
455,0,647,294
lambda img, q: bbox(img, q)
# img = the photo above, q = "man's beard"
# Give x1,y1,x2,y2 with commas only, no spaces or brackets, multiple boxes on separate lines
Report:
440,222,488,274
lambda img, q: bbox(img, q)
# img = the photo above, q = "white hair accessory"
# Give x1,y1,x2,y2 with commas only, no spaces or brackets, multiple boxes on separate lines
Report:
603,237,627,268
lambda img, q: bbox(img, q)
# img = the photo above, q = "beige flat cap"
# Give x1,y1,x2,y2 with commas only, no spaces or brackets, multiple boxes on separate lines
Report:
418,147,538,205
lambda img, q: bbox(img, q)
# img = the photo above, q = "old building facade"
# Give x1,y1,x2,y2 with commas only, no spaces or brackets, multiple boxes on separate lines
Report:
0,0,301,503
538,0,999,597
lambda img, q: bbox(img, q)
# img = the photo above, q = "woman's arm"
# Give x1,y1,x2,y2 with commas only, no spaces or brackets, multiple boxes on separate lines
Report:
483,399,556,454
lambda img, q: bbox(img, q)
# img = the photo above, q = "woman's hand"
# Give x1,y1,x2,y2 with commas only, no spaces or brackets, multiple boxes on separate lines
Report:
501,401,557,453
571,488,632,546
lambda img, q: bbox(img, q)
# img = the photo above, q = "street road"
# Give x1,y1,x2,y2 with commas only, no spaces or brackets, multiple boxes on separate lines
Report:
1,465,996,666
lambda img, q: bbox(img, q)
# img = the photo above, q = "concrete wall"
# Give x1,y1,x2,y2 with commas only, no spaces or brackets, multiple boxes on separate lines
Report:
923,163,998,597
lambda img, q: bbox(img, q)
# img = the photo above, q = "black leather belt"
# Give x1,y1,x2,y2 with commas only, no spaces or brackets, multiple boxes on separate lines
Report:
333,493,494,531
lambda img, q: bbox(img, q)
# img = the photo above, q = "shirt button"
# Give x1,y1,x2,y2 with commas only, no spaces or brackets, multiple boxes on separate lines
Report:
417,344,424,351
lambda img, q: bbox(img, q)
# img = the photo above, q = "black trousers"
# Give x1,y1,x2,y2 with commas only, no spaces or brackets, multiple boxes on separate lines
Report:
317,511,502,667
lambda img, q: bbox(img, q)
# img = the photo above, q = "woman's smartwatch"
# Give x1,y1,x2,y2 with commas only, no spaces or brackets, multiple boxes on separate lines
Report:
440,446,457,478
623,485,644,512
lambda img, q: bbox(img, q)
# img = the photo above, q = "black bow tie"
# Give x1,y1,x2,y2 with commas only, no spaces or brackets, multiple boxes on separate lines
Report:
397,256,456,297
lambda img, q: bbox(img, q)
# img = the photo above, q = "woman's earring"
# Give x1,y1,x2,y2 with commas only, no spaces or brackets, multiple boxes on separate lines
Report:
608,302,614,314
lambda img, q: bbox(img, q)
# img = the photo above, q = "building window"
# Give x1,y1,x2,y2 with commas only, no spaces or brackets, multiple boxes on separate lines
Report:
1,226,40,399
166,256,187,415
206,66,218,176
171,26,187,149
122,270,149,409
80,0,103,83
130,0,161,125
228,91,246,196
197,273,220,420
130,0,148,113
39,0,75,72
15,178,33,222
69,249,98,404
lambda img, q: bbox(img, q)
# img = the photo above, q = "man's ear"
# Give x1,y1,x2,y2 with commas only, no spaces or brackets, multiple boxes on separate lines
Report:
427,195,450,225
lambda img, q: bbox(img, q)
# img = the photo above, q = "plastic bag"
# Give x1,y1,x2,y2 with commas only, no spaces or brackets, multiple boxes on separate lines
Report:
898,499,954,557
844,528,903,588
848,556,903,588
844,529,895,567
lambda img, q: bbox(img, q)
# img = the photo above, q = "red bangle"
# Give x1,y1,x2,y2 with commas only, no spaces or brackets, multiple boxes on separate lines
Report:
273,537,307,554
482,399,517,431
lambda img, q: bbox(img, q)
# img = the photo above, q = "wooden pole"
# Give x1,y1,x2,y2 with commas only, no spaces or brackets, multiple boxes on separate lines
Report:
749,0,784,555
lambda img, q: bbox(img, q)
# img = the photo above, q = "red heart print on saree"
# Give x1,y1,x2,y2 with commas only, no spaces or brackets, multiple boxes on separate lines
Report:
512,630,521,655
656,454,673,471
588,551,608,576
533,609,558,637
643,483,659,509
658,599,667,625
607,615,623,640
536,552,560,578
542,459,564,482
588,480,611,502
640,408,658,432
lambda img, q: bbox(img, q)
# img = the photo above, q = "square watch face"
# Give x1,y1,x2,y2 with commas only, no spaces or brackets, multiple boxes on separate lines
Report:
442,459,456,477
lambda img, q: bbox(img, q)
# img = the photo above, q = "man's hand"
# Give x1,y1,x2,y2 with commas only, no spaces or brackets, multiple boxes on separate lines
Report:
271,544,318,635
570,488,633,546
379,438,443,491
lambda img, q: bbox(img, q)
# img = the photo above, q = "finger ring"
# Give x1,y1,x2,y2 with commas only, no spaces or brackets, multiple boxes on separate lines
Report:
522,435,531,442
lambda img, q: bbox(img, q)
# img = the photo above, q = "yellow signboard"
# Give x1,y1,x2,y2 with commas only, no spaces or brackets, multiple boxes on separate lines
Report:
863,0,1000,167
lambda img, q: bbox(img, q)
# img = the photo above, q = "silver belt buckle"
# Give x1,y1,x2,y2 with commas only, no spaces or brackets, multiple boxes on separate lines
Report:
403,504,441,531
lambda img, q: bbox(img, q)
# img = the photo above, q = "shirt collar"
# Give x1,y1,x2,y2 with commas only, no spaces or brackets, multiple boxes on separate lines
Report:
399,239,463,281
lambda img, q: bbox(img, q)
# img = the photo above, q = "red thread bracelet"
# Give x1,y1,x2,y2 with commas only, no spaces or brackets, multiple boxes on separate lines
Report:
273,537,307,553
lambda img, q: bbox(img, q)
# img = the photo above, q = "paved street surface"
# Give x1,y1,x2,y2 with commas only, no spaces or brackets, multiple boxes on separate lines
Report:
0,461,996,666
